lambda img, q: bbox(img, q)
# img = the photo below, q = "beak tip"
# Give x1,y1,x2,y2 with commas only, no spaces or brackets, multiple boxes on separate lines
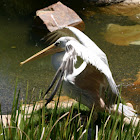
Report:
20,62,24,66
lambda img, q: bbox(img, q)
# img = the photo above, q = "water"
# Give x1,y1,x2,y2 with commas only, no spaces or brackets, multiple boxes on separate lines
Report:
0,16,56,113
83,13,140,84
0,3,140,114
82,13,140,112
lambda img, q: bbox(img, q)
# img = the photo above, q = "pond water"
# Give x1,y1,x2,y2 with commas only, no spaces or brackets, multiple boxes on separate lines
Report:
0,3,140,114
0,16,56,114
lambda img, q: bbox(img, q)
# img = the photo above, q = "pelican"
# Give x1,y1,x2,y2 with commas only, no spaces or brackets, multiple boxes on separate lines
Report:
20,26,137,118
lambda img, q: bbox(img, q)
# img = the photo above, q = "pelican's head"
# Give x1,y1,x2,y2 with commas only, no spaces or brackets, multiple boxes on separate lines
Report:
54,36,76,49
20,36,75,65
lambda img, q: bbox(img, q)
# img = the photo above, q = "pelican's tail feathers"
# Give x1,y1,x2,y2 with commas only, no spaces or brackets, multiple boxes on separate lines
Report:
111,103,140,126
112,103,137,118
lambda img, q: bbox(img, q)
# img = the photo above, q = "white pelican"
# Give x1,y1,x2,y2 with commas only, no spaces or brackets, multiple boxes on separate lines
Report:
20,26,137,118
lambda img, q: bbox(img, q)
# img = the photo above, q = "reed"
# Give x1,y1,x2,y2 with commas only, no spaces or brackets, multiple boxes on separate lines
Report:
0,84,139,140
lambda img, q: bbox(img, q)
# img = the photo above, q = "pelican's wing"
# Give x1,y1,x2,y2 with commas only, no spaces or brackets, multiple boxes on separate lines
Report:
64,45,137,117
42,27,79,45
65,40,119,96
43,26,108,66
66,26,109,66
44,39,118,105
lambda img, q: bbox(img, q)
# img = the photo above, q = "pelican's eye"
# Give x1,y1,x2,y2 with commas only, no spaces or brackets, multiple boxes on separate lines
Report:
55,41,60,47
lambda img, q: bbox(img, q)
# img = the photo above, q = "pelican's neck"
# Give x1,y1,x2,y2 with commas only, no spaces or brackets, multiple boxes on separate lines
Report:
51,51,65,70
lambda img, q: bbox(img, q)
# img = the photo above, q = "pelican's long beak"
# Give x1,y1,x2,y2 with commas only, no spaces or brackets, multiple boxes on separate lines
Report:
20,44,62,65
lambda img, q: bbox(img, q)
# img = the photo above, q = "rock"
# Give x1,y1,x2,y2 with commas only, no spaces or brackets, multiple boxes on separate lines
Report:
0,96,76,127
123,0,140,4
21,96,76,113
134,71,140,85
21,100,46,114
126,102,134,109
47,96,77,109
124,117,140,126
33,2,85,38
105,24,140,46
95,0,124,5
129,40,140,45
98,3,140,17
98,4,140,25
0,115,11,127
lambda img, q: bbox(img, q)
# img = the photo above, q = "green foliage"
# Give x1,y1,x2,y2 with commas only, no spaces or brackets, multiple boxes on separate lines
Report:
0,84,140,140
